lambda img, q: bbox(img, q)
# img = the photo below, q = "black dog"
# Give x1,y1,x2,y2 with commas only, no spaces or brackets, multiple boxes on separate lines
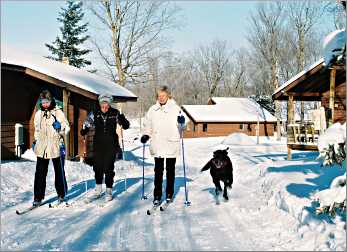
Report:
201,148,233,200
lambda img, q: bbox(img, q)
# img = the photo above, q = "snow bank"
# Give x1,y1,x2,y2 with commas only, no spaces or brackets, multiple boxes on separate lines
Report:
222,133,256,145
318,122,346,151
314,185,346,207
261,171,346,250
21,149,37,161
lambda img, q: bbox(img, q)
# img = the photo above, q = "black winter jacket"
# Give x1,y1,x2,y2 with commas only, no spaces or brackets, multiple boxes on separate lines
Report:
81,107,130,155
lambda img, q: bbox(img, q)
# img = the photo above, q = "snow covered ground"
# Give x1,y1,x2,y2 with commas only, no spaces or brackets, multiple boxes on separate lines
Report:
1,122,346,251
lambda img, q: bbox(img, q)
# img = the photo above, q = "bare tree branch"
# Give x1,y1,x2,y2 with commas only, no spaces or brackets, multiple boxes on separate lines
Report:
89,0,180,86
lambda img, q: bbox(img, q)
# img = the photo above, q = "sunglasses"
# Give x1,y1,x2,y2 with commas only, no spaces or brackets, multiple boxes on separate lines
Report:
41,99,51,105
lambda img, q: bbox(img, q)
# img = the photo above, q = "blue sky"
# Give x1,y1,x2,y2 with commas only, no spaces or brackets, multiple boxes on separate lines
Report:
166,1,257,52
1,1,257,54
1,1,64,54
1,1,335,69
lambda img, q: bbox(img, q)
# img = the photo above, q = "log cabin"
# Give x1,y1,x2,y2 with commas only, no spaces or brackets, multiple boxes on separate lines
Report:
1,45,137,161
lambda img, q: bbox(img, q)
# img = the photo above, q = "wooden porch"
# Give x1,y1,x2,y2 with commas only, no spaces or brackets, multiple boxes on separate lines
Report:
287,122,319,151
273,61,346,160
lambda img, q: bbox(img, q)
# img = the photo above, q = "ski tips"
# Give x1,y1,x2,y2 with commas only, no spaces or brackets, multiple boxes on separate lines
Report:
184,201,191,206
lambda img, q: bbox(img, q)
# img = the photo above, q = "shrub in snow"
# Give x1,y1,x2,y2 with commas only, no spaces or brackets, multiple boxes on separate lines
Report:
313,174,346,217
317,122,346,166
314,123,346,216
319,143,346,166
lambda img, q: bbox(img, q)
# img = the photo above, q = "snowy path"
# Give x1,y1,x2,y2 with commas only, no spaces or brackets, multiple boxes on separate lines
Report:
1,127,345,251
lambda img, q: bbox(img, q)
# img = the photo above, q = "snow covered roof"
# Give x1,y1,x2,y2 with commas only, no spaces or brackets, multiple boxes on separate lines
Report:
273,58,324,96
1,44,137,102
182,97,277,123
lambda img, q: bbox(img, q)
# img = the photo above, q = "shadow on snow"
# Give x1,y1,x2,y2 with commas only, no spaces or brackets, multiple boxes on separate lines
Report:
267,163,345,198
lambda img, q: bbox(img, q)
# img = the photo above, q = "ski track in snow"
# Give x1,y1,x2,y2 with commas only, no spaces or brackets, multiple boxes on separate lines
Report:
1,126,345,251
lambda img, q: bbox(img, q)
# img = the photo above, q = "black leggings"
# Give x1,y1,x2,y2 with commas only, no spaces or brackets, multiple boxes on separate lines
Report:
153,157,176,200
34,157,68,201
93,151,116,188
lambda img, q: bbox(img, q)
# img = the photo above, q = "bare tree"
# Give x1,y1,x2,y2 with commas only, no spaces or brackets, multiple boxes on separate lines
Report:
180,57,206,104
227,48,248,97
88,0,180,86
247,2,285,140
324,0,346,29
285,0,324,122
247,51,273,96
193,39,230,97
277,27,298,82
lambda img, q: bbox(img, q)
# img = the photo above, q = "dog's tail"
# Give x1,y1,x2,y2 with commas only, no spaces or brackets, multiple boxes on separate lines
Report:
201,160,211,172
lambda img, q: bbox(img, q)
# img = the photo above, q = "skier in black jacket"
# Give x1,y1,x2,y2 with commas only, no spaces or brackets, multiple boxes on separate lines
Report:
80,94,130,201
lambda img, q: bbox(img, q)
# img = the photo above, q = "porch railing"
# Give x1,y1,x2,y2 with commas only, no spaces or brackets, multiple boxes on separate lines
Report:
287,122,320,145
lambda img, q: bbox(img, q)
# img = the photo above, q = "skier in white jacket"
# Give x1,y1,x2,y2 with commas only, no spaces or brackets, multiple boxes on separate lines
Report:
32,90,70,206
141,86,188,206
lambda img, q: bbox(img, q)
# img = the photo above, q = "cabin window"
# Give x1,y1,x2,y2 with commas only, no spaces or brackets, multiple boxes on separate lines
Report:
186,123,190,131
203,123,208,132
239,124,244,130
248,124,252,131
193,124,196,132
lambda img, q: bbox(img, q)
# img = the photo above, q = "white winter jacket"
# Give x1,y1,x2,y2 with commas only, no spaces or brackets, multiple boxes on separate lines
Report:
143,99,188,158
33,107,70,159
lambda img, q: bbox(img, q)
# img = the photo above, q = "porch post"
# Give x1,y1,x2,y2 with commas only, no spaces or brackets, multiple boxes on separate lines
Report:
328,67,336,126
63,89,70,159
287,95,294,160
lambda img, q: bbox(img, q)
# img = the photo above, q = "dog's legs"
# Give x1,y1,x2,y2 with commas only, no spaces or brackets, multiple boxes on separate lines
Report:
213,179,222,196
223,183,229,201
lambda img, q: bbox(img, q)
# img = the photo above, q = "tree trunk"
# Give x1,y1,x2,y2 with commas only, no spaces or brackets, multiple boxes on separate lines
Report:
272,61,281,140
298,30,305,124
287,95,294,160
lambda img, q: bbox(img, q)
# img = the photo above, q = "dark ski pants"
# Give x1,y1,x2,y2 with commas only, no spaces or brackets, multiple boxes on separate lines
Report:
34,156,67,201
153,157,176,201
93,151,116,188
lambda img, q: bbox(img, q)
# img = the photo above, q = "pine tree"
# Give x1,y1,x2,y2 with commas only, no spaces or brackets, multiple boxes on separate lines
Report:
45,0,91,68
249,95,276,115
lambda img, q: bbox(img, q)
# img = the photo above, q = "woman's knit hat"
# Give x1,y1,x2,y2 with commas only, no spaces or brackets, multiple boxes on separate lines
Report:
98,94,113,105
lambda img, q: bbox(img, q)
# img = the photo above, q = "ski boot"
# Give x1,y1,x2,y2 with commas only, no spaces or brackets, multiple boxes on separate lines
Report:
105,188,113,202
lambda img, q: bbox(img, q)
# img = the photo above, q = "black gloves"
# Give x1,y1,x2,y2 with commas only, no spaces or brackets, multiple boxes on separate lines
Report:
118,113,130,130
141,135,150,144
118,113,126,121
80,128,89,136
177,115,185,124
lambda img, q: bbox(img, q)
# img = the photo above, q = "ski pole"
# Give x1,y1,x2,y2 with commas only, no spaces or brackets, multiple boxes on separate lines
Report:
59,141,68,200
83,135,86,161
141,143,147,200
52,114,68,200
180,128,191,206
120,126,125,160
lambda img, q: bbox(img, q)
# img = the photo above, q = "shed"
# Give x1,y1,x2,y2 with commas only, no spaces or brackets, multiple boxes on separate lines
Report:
181,97,277,138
